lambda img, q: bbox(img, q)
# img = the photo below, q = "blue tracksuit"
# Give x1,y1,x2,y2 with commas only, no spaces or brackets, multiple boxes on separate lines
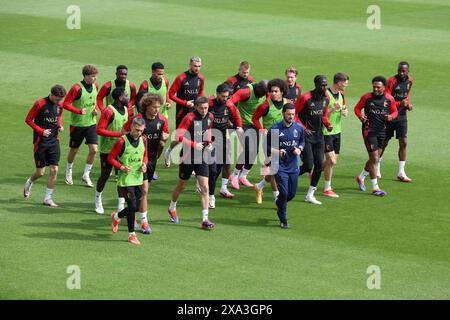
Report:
267,121,305,224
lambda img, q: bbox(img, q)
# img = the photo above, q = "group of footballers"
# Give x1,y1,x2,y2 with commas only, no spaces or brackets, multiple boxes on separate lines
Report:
23,57,414,244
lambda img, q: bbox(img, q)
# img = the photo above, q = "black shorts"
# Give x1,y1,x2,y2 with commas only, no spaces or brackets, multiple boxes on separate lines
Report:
386,119,407,140
324,133,341,154
70,124,98,148
143,161,156,181
363,129,385,153
179,163,209,180
117,185,142,207
34,142,60,168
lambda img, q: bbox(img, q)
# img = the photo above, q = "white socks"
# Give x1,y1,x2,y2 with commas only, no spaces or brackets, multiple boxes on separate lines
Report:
371,179,379,190
83,164,93,177
324,180,331,191
165,147,171,159
25,178,33,188
231,169,240,179
376,158,407,177
359,170,369,181
202,209,209,221
307,186,316,198
398,161,406,176
67,162,73,171
140,211,148,223
220,178,229,192
240,168,250,178
169,200,177,211
118,197,125,212
44,188,53,201
95,191,102,199
256,179,266,190
273,191,279,200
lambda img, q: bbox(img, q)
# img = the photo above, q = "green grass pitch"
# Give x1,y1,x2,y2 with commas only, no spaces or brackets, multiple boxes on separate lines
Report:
1,0,449,299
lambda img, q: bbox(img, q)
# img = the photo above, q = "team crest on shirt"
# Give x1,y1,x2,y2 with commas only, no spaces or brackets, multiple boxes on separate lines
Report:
207,118,212,126
384,100,388,107
293,129,298,138
323,100,326,107
197,79,201,87
224,108,228,116
157,122,161,130
56,105,61,114
310,102,315,107
184,81,189,86
396,85,400,91
194,121,201,127
407,83,410,90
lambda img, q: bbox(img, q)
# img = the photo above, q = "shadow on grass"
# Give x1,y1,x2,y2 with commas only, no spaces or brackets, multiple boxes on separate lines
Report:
23,231,122,242
0,198,99,215
216,217,278,228
22,218,107,230
20,217,135,242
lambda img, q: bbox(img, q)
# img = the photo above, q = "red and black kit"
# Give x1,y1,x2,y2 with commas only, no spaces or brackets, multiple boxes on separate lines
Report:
226,73,254,93
175,110,213,180
286,83,302,104
25,96,63,168
207,96,242,195
354,92,398,152
169,71,205,128
295,91,331,187
385,74,413,139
